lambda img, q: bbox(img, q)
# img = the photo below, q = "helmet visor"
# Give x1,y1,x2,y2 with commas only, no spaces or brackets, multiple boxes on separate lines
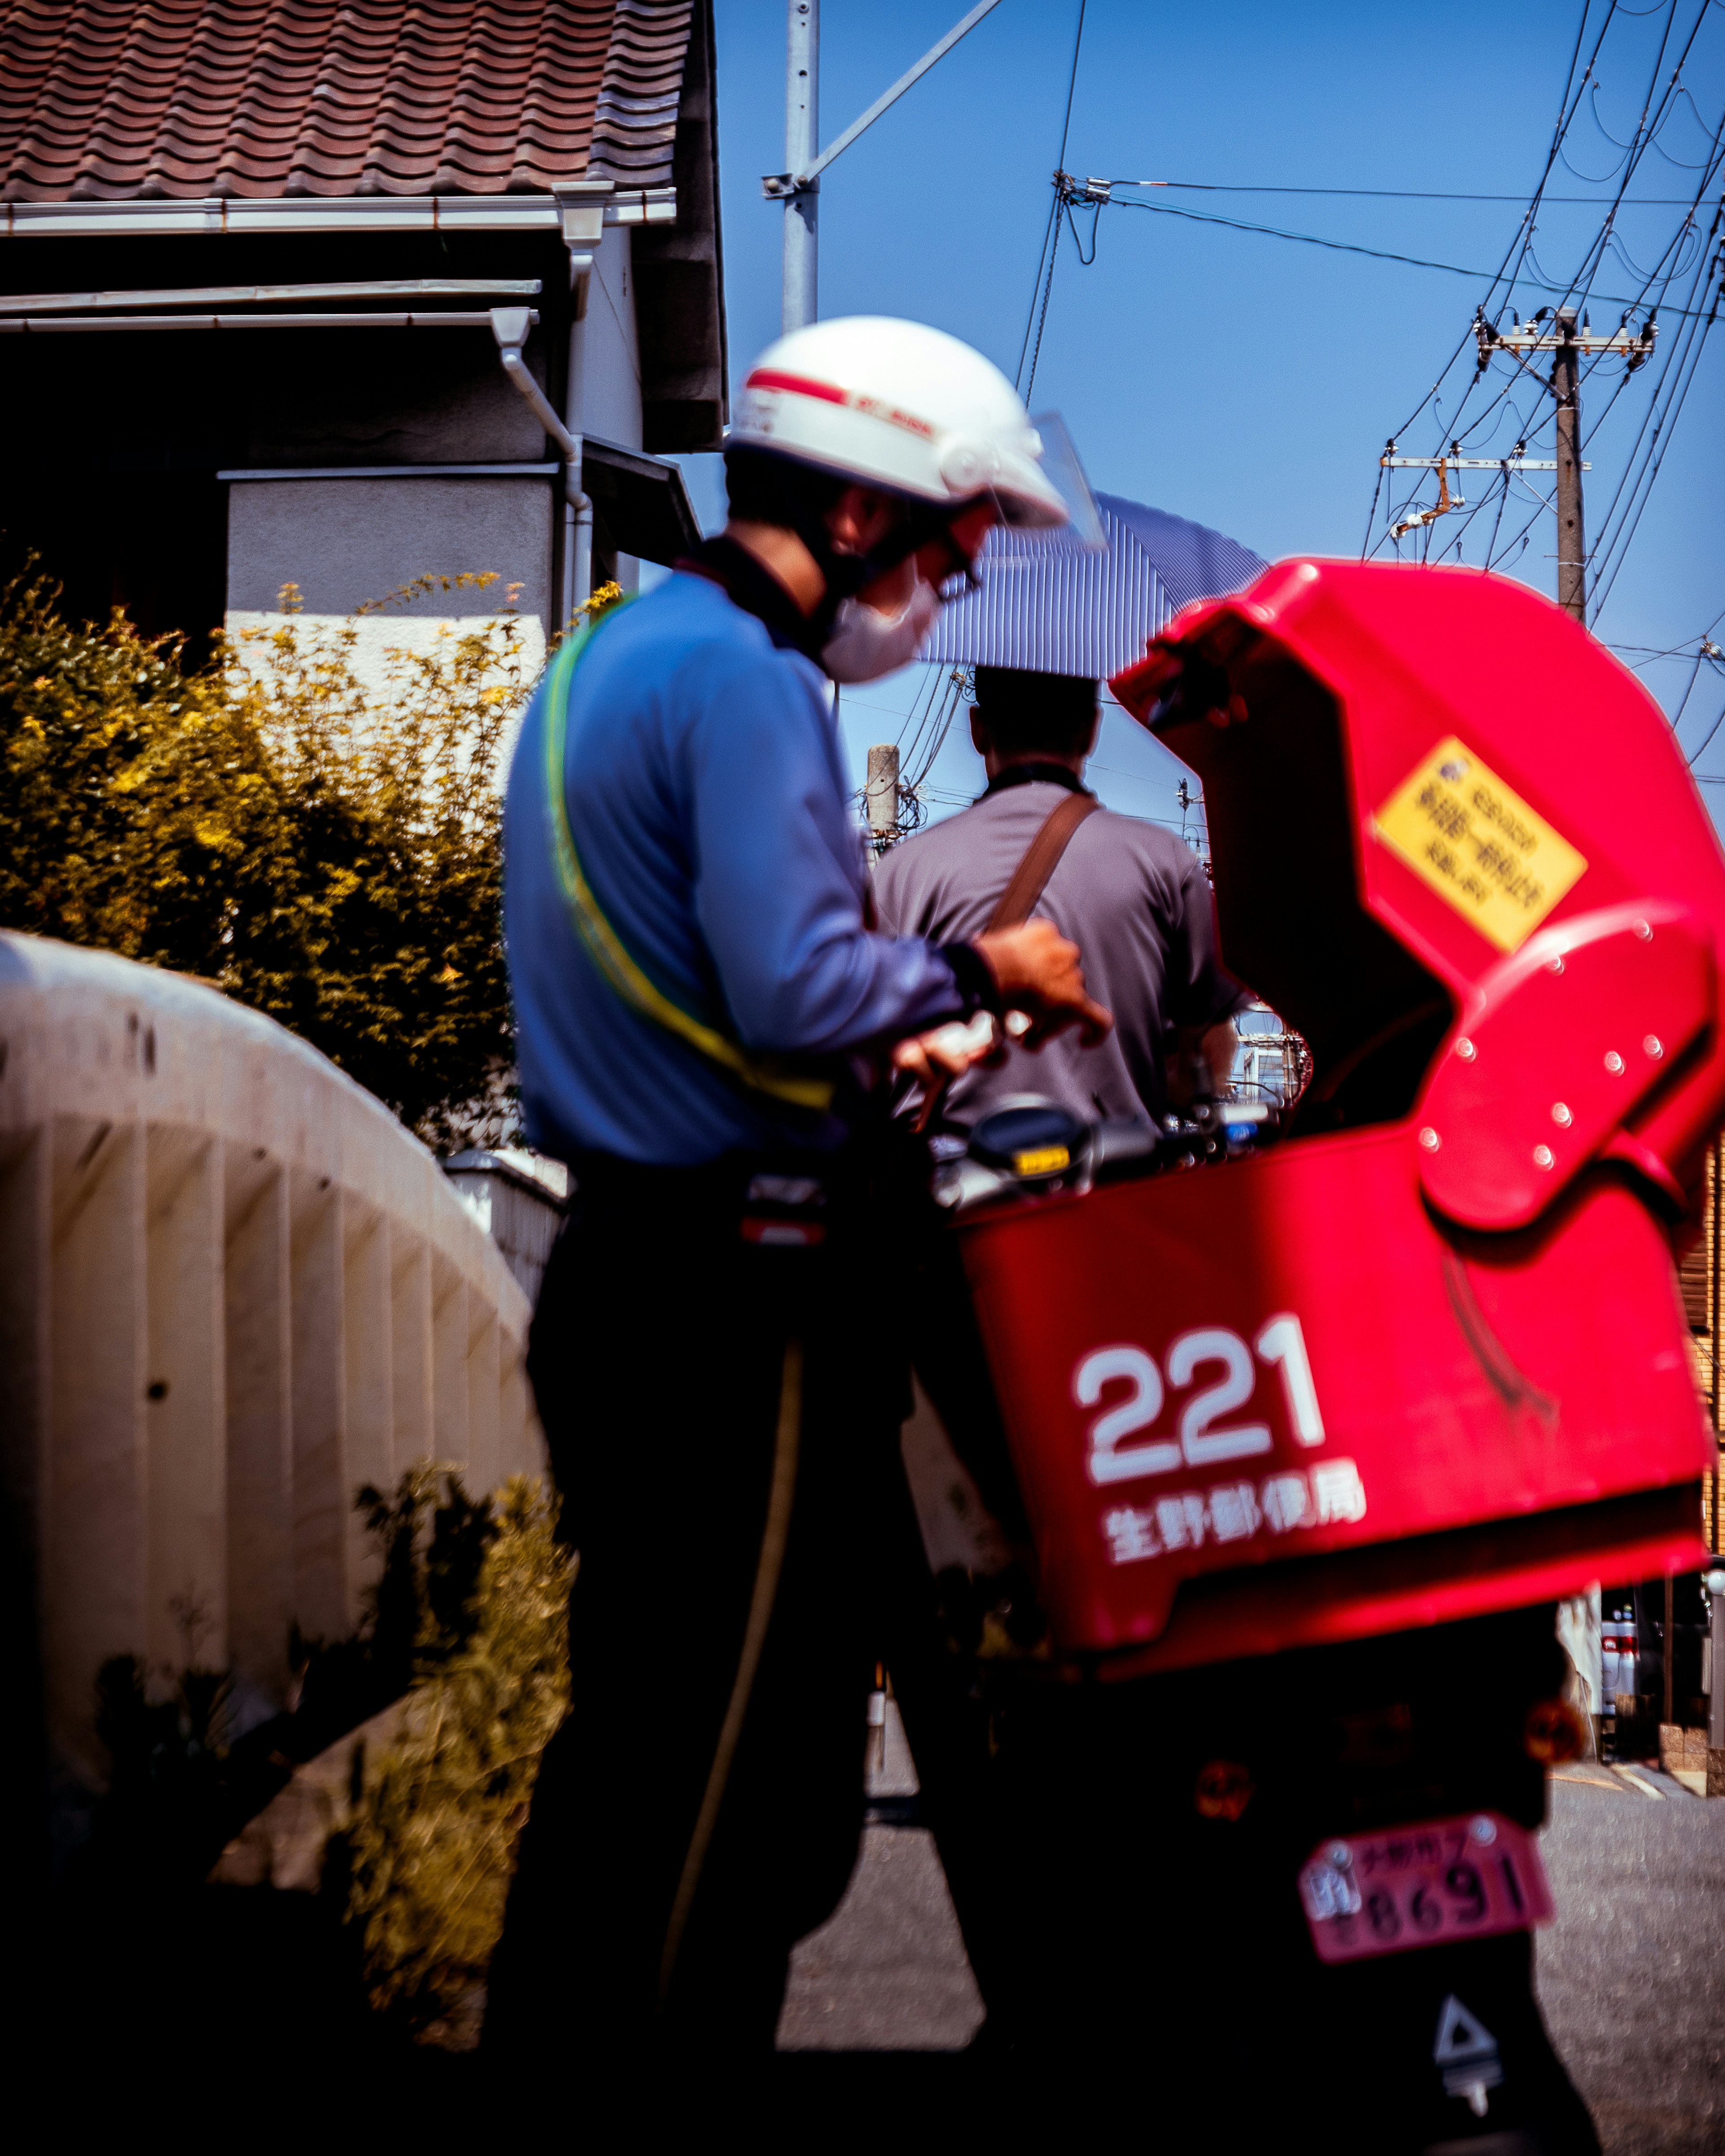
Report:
1026,413,1107,552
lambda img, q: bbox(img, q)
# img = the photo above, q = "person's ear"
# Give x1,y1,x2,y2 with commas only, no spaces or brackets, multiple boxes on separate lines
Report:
1085,705,1101,757
970,710,990,757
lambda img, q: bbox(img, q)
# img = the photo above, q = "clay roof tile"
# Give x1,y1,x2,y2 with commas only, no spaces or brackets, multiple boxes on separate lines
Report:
0,0,693,199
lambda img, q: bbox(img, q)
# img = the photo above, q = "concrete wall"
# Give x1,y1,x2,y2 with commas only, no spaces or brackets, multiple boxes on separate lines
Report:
227,474,555,623
239,321,555,469
0,933,541,1797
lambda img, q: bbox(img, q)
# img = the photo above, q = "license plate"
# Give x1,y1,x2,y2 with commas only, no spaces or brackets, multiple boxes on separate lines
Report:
1298,1810,1553,1965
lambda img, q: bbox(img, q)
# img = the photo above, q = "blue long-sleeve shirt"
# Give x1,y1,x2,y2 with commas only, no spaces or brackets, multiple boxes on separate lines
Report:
504,569,969,1166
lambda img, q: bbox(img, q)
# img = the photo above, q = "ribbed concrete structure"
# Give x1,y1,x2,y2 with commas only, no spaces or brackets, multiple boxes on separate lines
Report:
0,932,541,1793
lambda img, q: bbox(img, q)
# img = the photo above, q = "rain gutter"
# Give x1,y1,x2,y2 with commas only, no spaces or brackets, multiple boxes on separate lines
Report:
0,312,529,331
0,188,674,239
0,278,540,314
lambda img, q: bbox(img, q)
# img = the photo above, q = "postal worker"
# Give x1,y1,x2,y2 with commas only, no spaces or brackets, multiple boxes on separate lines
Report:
485,316,1110,2080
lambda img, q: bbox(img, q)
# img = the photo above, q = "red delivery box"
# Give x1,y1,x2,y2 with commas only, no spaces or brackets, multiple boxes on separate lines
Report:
956,561,1721,1678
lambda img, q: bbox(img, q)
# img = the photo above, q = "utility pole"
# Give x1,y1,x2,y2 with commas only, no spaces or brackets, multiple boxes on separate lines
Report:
1473,311,1655,627
1552,312,1585,625
765,1,1004,332
865,743,900,857
781,1,818,333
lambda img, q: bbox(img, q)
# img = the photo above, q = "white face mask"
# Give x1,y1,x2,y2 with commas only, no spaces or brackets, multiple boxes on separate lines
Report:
820,578,941,685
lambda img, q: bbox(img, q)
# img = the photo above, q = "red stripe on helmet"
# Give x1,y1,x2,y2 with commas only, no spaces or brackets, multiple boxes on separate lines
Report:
742,368,937,441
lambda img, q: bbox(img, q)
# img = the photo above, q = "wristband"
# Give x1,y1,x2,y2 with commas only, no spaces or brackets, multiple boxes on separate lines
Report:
940,940,1006,1020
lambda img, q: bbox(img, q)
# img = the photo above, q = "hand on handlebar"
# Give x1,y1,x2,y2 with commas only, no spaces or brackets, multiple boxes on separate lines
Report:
892,1010,998,1092
972,919,1113,1049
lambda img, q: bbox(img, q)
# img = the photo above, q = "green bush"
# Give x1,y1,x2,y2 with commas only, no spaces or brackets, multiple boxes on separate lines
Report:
344,1472,573,2033
0,565,551,1147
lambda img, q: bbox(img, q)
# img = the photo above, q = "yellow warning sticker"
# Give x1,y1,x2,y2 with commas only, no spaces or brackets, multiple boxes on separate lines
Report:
1372,736,1587,952
1013,1145,1070,1177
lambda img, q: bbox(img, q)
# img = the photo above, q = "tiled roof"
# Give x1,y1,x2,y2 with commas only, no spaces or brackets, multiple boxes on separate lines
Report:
0,0,696,201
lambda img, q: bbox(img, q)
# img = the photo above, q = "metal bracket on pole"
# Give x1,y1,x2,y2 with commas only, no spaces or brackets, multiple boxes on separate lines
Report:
1476,312,1657,367
1382,456,1591,472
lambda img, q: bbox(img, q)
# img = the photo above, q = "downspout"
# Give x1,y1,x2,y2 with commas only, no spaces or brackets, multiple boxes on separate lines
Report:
565,254,593,619
491,279,591,631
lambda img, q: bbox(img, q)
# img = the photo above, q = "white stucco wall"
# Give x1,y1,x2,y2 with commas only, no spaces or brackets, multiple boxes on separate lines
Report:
223,607,547,710
578,225,642,451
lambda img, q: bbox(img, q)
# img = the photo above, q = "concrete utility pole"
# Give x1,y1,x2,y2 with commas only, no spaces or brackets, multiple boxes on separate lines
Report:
1473,311,1656,627
1552,312,1586,625
865,742,901,856
765,1,1003,333
781,0,819,333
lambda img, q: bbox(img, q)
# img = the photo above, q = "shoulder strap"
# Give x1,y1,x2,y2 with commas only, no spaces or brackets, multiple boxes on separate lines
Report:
985,790,1101,932
542,609,836,1115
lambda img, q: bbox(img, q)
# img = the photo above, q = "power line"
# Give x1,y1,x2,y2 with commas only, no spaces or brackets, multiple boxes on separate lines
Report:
1686,696,1725,768
1108,179,1702,203
1013,193,1060,388
1022,205,1066,405
1016,0,1087,402
1106,190,1721,314
1362,0,1725,610
1378,0,1621,451
1053,0,1086,172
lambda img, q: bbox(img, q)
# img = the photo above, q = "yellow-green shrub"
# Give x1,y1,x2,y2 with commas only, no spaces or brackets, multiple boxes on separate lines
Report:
344,1475,573,2030
0,566,609,1147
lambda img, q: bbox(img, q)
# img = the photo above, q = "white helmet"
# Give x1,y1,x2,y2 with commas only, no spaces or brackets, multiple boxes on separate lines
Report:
729,316,1068,531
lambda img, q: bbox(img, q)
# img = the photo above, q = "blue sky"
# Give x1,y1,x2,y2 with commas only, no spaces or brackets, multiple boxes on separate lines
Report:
666,0,1724,843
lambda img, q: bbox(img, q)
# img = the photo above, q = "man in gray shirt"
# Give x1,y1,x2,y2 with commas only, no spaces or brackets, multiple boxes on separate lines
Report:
874,665,1244,1129
870,664,1247,2062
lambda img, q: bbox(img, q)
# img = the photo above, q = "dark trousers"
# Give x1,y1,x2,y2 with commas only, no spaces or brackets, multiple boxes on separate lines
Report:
485,1162,901,2076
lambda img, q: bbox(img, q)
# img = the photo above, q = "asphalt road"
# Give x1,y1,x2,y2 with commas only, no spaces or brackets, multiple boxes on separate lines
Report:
778,1714,1725,2152
1537,1763,1725,2155
777,1696,983,2053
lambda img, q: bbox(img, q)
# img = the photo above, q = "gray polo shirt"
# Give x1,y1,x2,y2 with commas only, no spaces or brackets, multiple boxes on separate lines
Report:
872,772,1243,1129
